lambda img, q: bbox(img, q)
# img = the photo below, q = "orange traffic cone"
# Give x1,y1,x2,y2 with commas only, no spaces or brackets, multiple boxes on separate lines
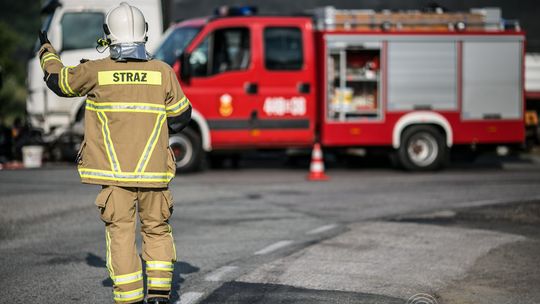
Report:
307,143,329,181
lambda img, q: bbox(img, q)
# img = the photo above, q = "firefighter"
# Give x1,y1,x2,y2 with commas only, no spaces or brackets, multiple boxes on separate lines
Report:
38,2,191,303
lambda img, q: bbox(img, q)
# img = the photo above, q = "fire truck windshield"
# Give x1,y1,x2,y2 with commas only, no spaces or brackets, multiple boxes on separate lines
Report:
154,26,201,66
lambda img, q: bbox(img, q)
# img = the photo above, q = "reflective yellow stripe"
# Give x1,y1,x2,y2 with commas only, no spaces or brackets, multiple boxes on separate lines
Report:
58,67,69,95
147,277,172,288
165,96,186,111
61,67,68,94
80,168,172,176
62,67,76,95
41,53,58,62
105,228,114,278
98,70,162,85
79,168,174,183
135,114,166,173
146,261,174,272
40,53,60,68
113,288,144,302
112,271,143,285
96,111,122,172
86,99,166,114
42,53,58,59
42,56,61,66
166,96,190,115
41,55,61,68
87,100,165,109
60,67,76,96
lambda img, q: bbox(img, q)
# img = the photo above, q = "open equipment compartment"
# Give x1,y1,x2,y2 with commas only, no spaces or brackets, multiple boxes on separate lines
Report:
326,39,383,121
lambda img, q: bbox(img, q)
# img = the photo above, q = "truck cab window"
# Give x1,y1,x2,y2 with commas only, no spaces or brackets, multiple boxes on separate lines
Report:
190,36,210,77
190,27,250,77
264,27,303,70
61,12,104,51
155,27,201,66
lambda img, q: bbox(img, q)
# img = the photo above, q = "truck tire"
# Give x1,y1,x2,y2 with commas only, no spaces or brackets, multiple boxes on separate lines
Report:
397,125,447,171
169,127,203,172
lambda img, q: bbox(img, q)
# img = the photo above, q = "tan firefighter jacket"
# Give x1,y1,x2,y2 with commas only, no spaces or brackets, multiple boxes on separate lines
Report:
39,43,190,188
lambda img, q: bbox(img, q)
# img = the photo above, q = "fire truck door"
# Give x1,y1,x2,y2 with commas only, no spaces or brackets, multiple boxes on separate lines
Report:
253,22,316,147
183,26,256,148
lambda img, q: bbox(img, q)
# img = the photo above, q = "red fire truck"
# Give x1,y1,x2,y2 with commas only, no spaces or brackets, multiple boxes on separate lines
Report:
154,6,525,171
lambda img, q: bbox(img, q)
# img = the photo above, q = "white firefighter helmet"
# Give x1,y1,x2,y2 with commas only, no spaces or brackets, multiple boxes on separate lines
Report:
104,2,147,45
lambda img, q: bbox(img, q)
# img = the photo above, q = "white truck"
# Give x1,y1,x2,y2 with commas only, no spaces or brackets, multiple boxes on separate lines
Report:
26,0,163,160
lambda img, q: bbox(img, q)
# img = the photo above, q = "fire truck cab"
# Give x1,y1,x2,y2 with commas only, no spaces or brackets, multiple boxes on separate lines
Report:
156,7,525,171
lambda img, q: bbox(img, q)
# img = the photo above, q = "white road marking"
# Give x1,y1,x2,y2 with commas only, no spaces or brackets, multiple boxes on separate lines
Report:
204,266,238,282
254,240,294,255
176,292,204,304
306,224,338,235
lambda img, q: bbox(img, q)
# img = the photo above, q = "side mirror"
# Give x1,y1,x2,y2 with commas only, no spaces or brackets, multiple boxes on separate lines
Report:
179,52,192,84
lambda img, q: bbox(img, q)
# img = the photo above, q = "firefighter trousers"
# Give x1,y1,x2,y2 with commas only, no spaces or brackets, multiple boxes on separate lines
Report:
95,185,177,303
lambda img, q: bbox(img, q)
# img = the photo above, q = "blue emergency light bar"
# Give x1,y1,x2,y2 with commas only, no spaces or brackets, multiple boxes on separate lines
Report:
214,6,258,17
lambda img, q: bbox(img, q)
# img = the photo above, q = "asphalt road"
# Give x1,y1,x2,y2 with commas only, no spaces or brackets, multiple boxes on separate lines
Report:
1,154,539,304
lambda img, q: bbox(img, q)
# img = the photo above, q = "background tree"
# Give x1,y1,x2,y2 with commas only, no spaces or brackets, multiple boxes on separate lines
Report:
0,0,40,125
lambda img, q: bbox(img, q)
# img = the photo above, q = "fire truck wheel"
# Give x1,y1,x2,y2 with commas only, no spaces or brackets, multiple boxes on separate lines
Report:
169,127,203,172
397,125,448,171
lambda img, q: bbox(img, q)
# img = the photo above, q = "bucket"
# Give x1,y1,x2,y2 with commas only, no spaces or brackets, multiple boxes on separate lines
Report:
22,145,44,168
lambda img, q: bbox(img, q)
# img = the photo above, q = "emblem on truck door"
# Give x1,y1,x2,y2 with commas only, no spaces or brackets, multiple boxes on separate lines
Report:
219,94,233,117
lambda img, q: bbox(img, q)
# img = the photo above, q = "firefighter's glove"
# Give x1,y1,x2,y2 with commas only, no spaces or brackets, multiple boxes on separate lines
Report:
39,31,50,46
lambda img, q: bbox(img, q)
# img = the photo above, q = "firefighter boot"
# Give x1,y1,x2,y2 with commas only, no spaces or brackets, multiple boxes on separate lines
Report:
146,297,170,304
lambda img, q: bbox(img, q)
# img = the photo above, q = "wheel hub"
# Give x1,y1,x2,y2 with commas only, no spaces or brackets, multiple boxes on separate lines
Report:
172,146,184,159
169,135,194,168
407,133,438,167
